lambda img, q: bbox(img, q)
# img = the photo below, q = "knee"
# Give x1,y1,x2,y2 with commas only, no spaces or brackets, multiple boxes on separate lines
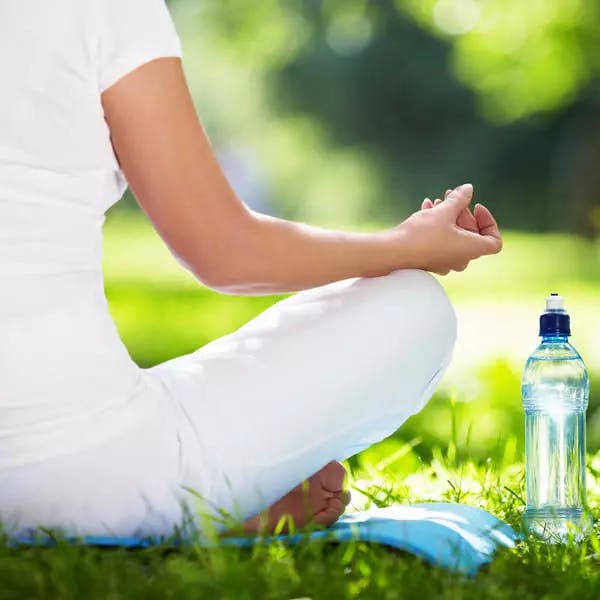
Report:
353,269,456,419
259,267,456,367
357,268,457,358
392,269,455,344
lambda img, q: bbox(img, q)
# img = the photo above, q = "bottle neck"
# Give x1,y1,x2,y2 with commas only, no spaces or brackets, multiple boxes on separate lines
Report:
540,335,569,344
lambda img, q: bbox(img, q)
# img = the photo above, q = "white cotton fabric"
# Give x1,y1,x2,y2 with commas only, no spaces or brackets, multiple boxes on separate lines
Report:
0,0,182,468
0,1,457,539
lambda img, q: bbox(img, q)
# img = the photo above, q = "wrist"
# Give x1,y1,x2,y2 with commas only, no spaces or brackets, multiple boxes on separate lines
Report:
384,226,421,272
359,228,416,277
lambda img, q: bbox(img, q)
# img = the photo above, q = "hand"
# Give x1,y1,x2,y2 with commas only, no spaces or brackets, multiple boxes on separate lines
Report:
393,183,502,275
422,188,479,233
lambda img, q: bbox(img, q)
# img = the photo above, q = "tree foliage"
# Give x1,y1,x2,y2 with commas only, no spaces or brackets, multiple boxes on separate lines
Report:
401,0,600,122
168,0,600,233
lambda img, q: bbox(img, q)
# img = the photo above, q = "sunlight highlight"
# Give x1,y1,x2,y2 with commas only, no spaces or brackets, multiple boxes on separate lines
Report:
433,0,481,35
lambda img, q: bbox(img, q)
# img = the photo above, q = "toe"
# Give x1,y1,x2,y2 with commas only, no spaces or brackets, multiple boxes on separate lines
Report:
313,494,347,527
318,461,346,494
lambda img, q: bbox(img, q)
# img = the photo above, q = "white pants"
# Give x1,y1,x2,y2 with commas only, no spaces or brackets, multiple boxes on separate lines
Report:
0,269,456,540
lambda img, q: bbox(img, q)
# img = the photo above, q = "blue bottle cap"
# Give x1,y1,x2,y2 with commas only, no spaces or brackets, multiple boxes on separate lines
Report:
539,293,571,337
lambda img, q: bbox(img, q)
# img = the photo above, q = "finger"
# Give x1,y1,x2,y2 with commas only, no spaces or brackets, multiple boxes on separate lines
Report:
474,203,502,244
441,183,473,217
422,198,433,210
460,228,502,257
456,207,478,232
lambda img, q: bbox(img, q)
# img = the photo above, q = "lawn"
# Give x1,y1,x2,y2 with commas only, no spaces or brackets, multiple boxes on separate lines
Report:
2,211,600,599
3,451,600,599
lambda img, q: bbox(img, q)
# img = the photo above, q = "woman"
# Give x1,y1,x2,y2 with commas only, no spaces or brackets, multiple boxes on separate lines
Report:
0,0,502,540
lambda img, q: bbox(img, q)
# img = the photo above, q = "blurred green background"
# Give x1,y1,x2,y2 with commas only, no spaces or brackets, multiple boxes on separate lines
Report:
104,0,600,466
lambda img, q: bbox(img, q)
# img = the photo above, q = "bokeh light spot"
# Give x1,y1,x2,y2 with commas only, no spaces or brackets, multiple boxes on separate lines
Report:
433,0,481,35
326,13,373,55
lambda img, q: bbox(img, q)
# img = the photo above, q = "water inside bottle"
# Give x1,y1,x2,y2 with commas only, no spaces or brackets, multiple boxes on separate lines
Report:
522,354,591,542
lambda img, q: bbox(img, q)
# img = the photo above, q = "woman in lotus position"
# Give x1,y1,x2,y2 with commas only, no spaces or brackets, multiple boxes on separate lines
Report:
0,0,502,540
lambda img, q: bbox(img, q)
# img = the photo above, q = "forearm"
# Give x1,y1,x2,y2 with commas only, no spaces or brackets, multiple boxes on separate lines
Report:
209,211,410,295
102,60,501,292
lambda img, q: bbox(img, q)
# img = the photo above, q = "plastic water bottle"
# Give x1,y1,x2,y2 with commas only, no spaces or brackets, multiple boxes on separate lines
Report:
522,293,591,542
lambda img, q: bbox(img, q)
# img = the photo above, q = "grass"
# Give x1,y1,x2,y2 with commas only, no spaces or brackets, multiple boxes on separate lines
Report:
3,210,600,598
3,448,600,599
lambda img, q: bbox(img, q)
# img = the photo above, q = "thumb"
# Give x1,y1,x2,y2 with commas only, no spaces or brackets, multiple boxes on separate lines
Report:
441,183,473,217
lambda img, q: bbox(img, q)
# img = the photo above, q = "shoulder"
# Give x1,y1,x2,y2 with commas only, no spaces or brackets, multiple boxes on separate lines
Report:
85,0,182,94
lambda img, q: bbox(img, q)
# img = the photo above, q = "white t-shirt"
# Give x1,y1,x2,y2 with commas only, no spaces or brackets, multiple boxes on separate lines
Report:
0,0,183,468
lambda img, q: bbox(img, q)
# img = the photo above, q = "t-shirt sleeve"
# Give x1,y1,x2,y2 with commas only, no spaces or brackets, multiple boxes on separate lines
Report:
94,0,183,94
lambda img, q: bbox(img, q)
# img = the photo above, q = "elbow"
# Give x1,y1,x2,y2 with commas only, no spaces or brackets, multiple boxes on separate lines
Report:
173,250,244,294
197,266,275,295
188,253,275,295
194,264,251,295
179,244,258,296
174,212,270,295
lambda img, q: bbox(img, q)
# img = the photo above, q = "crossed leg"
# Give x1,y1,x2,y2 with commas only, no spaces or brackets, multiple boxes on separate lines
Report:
153,269,457,536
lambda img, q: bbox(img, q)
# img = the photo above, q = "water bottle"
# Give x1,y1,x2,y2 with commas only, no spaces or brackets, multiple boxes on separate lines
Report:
522,293,591,542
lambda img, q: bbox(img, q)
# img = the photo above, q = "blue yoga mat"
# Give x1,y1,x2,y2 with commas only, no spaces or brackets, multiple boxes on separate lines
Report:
7,502,518,576
220,502,519,576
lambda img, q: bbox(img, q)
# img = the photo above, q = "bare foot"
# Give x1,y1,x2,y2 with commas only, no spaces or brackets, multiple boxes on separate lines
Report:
241,461,351,535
